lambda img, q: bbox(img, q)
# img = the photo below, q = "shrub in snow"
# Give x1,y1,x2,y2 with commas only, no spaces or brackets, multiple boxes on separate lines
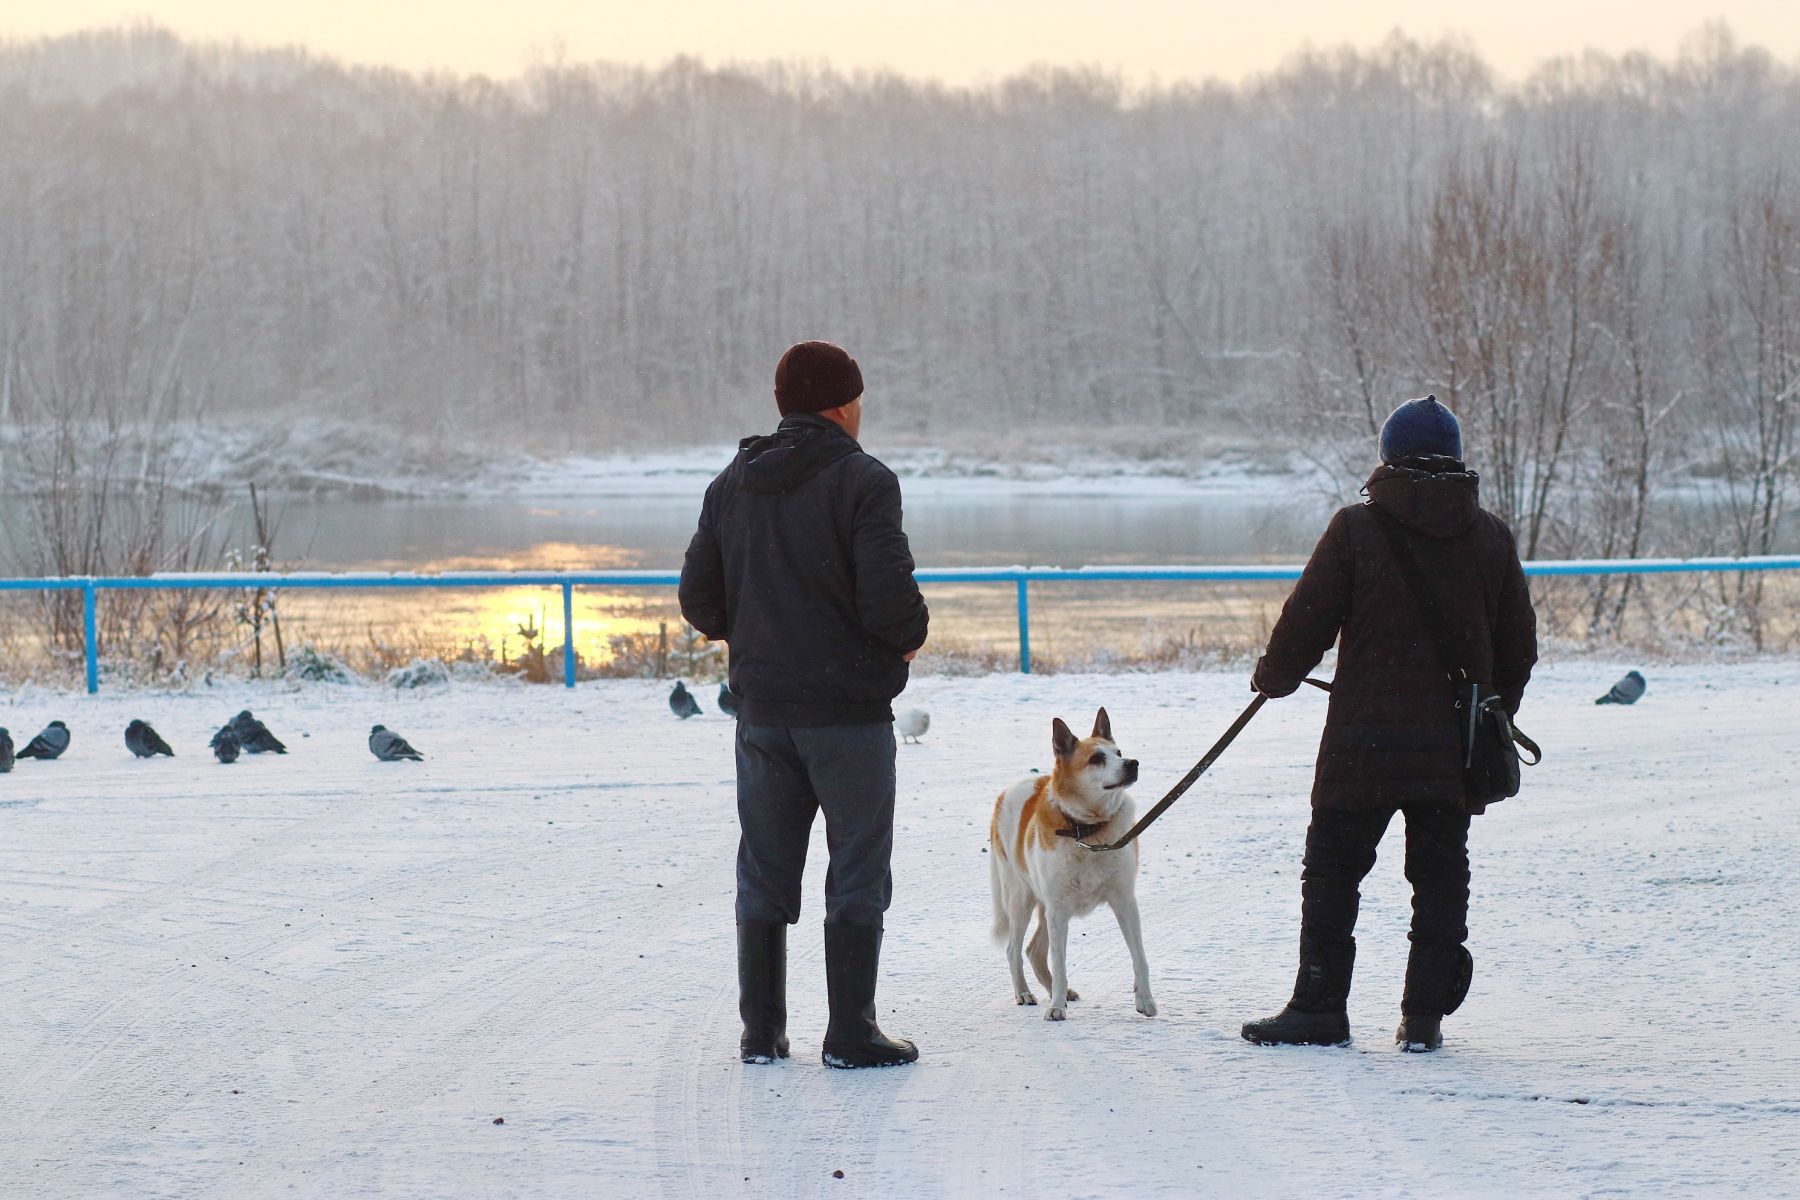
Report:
449,658,508,684
284,647,356,685
387,658,451,689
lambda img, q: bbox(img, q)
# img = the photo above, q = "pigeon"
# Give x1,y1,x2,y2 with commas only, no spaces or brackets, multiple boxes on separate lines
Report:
669,681,702,720
897,709,930,745
717,681,740,718
16,720,70,760
369,724,424,762
1595,670,1647,706
230,710,287,754
0,728,12,773
210,725,241,764
125,719,175,758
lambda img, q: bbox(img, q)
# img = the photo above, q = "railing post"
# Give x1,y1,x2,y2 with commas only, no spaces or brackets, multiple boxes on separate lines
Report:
562,581,576,688
83,579,99,695
1016,576,1031,675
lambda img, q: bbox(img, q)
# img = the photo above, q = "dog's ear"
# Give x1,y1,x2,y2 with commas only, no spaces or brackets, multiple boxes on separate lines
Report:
1092,707,1112,742
1052,717,1078,760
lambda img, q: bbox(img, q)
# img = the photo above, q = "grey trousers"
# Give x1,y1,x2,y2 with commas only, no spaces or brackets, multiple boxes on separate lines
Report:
735,721,896,929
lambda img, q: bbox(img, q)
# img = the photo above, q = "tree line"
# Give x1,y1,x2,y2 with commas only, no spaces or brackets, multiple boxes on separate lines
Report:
0,23,1798,642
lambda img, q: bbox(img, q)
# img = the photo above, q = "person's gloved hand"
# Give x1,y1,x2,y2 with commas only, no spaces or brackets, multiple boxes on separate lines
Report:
1250,657,1299,698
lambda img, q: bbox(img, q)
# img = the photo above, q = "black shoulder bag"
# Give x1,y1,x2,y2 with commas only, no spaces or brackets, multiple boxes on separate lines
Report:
1373,511,1542,815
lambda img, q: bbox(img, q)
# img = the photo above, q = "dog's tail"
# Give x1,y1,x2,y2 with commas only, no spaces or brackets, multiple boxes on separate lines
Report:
989,845,1009,943
989,803,1013,943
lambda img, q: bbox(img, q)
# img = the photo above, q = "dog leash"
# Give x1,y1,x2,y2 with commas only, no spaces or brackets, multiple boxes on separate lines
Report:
1078,677,1331,853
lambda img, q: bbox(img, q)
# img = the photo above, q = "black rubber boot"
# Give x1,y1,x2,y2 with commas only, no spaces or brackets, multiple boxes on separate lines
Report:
1396,1013,1442,1052
1396,943,1471,1053
738,920,790,1064
820,923,918,1069
1241,936,1354,1047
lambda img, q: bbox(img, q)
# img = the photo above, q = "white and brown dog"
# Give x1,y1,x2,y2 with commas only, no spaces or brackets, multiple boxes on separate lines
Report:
989,708,1156,1021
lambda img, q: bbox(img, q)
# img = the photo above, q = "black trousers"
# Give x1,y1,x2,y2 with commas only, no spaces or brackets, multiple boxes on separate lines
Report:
734,722,896,929
1301,804,1471,1013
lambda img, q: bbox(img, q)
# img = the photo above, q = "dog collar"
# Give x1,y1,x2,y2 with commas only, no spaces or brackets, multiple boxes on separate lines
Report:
1054,815,1110,842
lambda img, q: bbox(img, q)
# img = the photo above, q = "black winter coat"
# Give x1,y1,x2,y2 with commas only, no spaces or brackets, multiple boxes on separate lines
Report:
1253,462,1538,811
679,415,929,727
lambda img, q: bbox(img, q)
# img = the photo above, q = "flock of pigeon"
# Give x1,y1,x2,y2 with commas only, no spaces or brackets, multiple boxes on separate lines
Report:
0,672,1640,775
666,680,931,743
0,710,425,773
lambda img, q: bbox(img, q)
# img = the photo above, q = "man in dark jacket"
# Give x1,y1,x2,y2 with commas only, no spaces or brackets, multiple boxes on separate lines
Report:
1241,395,1537,1053
679,340,929,1070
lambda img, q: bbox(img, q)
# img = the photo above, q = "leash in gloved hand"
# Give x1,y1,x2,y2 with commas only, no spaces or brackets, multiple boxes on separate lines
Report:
1075,677,1332,853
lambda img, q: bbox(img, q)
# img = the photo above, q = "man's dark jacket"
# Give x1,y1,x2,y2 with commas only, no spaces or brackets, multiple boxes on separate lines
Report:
679,414,929,728
1253,462,1538,811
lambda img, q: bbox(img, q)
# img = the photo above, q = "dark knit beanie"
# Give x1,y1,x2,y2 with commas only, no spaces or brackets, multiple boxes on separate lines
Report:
774,341,863,416
1379,394,1463,465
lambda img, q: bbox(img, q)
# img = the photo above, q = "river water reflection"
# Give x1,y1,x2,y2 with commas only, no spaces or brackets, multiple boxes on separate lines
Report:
6,484,1788,671
246,492,1328,666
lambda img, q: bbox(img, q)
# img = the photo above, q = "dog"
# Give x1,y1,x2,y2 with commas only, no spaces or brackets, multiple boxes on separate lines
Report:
989,708,1156,1021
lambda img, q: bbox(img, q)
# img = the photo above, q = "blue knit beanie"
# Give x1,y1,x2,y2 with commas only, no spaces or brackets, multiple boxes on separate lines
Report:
1379,395,1462,464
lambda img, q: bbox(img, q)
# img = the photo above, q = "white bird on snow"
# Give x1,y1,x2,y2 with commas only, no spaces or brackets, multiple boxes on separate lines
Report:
896,709,930,744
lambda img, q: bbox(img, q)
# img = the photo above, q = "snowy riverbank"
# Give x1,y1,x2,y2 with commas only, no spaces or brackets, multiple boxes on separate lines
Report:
1,421,1314,503
500,441,1314,502
3,660,1797,1196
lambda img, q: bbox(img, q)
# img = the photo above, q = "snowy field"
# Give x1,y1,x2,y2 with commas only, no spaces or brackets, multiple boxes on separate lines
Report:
2,661,1797,1198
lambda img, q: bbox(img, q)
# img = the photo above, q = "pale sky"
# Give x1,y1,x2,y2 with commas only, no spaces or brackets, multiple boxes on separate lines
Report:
5,1,1797,85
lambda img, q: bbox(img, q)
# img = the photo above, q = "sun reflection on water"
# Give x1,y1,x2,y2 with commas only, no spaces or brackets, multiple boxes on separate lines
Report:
265,543,682,665
222,541,1299,671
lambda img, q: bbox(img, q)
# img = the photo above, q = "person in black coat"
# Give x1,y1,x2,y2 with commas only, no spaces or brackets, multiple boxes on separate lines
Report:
1241,396,1538,1053
680,340,929,1070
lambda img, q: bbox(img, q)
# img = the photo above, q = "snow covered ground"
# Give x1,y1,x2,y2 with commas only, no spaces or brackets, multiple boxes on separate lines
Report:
2,660,1797,1197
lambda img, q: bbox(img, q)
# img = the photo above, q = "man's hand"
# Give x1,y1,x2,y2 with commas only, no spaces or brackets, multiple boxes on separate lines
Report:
903,649,919,663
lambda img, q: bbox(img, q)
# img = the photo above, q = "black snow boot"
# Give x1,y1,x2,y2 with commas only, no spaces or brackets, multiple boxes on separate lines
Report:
1396,1013,1442,1052
1397,943,1472,1054
1241,937,1354,1047
738,920,790,1064
820,923,917,1069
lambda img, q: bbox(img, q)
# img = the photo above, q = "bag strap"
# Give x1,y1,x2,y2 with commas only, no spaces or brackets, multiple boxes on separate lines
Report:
1370,505,1467,681
1373,505,1540,763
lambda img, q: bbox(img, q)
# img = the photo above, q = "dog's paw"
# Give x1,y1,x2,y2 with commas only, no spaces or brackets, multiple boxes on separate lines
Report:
1136,996,1159,1018
1044,1006,1067,1022
1015,990,1038,1006
1065,987,1080,1002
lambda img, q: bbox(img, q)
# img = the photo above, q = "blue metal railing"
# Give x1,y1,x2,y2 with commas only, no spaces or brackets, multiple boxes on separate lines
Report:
4,554,1800,692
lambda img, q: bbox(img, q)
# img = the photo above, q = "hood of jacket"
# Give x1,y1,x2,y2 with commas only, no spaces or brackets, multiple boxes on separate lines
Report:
1364,457,1481,539
735,414,862,495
